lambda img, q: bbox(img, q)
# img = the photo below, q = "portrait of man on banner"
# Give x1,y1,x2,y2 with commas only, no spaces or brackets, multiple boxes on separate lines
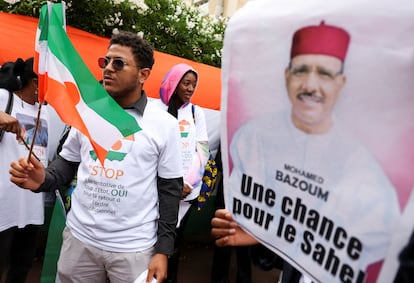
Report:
224,18,406,283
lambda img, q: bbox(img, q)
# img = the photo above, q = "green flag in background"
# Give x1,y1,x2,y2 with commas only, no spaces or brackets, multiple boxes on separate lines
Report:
40,191,66,283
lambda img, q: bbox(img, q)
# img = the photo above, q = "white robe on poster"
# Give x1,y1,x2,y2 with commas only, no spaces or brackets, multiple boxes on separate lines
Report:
228,111,401,282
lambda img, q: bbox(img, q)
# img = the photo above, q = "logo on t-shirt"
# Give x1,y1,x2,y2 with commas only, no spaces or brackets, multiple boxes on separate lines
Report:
90,135,134,161
179,119,190,137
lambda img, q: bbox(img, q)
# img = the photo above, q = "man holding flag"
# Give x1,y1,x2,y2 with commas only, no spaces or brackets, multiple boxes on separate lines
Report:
9,3,183,283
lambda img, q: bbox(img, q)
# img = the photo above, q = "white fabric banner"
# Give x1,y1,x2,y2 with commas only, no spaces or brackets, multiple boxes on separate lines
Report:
221,0,414,282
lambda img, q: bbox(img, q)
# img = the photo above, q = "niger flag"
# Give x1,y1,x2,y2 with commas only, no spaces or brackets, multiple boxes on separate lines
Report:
34,2,141,165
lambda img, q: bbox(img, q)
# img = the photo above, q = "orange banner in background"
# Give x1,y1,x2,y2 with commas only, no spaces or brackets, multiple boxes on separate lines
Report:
0,12,221,110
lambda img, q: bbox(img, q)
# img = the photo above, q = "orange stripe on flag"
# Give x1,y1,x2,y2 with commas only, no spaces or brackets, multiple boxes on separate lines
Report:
45,78,83,124
46,78,109,163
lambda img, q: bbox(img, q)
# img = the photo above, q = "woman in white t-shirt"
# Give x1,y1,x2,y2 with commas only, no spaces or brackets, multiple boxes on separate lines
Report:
152,63,209,283
0,57,49,283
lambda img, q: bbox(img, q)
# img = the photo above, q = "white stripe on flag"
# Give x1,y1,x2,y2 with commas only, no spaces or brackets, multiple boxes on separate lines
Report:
47,51,125,149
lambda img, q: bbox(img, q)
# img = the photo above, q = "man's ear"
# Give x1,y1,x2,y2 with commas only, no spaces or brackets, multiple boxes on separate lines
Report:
284,67,292,88
338,74,347,89
139,68,151,84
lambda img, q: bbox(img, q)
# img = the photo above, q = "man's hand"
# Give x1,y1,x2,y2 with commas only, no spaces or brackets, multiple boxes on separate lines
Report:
0,111,20,135
147,253,168,283
181,183,192,199
9,154,45,190
211,209,259,247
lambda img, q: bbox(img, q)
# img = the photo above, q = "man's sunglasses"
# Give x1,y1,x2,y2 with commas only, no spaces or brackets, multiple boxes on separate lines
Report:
98,57,137,71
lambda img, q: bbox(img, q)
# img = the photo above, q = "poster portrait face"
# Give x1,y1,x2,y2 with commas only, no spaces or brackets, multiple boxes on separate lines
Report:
221,0,414,282
285,54,346,134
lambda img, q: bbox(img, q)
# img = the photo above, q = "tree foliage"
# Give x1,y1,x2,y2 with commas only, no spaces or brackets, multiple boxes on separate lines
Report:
0,0,227,67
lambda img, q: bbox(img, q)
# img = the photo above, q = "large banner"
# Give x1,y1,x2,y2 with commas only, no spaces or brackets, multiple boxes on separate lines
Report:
221,0,414,282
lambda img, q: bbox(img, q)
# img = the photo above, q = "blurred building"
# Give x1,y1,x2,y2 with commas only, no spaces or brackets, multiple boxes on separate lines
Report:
182,0,249,18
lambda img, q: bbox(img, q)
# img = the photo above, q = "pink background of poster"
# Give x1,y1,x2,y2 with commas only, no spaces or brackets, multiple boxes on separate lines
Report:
221,0,414,282
223,0,414,210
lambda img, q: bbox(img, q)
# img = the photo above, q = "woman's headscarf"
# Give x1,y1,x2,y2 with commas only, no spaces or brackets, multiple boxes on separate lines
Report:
159,63,198,105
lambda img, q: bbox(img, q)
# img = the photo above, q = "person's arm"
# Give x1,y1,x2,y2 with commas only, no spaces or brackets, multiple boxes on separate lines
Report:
147,253,168,283
155,176,182,253
9,154,78,192
0,111,20,134
185,141,209,185
181,141,209,199
153,115,183,252
147,175,182,283
39,155,79,192
183,106,209,198
211,209,259,247
146,113,183,282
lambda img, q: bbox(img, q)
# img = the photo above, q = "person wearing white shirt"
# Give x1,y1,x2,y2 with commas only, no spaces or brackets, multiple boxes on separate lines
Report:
153,63,209,283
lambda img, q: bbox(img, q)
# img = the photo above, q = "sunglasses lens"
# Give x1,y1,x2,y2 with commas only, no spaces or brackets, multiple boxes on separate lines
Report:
98,57,126,71
98,57,108,69
112,59,125,71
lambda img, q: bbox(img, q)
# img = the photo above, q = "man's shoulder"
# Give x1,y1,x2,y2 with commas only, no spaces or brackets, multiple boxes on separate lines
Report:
145,103,174,118
148,97,166,109
144,102,177,124
237,112,286,134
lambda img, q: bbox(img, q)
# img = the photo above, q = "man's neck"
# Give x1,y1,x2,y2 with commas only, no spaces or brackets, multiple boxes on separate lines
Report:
291,117,333,135
114,89,142,108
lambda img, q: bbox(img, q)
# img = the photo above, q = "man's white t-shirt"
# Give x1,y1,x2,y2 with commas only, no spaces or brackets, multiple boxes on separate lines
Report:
60,103,183,252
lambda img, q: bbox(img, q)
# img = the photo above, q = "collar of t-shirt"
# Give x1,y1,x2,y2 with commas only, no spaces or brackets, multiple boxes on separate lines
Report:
123,90,147,115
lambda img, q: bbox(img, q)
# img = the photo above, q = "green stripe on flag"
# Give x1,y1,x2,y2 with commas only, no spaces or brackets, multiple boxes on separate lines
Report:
38,5,49,41
46,4,140,137
40,196,66,283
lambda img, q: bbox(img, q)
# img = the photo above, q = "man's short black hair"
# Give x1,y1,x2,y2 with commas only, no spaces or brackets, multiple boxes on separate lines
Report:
109,31,155,70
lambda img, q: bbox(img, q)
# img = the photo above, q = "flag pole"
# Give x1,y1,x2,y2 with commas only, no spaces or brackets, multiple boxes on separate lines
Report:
26,102,43,162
